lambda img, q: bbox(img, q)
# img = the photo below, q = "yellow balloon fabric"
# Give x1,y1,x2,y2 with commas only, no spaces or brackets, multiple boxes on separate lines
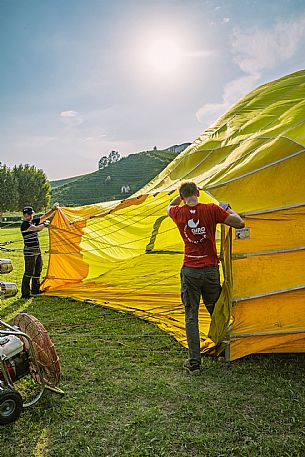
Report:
42,70,305,360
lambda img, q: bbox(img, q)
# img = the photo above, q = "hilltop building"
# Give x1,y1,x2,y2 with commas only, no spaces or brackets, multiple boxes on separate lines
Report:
164,143,191,154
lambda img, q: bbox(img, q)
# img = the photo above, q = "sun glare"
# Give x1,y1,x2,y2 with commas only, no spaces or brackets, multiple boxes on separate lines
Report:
120,16,205,89
146,39,183,74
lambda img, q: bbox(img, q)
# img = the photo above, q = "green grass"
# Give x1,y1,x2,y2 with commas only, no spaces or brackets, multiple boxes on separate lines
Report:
1,228,305,456
50,174,86,189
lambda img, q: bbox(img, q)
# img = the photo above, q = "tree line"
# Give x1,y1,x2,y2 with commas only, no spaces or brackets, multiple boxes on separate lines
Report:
0,163,50,216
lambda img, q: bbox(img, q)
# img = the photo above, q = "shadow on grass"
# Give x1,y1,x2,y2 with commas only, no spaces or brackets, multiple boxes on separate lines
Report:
1,294,305,456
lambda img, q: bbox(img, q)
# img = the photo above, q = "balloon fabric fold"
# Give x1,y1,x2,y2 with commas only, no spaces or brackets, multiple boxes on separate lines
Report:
42,70,305,360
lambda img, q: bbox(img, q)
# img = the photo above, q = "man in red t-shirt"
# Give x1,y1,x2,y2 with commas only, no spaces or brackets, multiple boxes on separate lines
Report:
167,182,244,375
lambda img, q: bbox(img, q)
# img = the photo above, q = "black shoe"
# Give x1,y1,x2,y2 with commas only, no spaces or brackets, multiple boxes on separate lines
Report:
31,290,43,295
183,360,201,376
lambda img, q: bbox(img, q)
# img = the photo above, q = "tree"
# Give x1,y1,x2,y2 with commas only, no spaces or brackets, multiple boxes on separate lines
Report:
98,156,109,170
108,150,120,164
98,150,121,170
13,164,51,211
0,163,18,217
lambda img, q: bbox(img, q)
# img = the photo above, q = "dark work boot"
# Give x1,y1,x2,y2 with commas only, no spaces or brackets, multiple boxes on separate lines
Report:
183,360,201,376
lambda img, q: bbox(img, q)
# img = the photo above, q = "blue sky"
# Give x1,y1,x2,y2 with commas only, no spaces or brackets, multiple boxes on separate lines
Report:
1,0,305,180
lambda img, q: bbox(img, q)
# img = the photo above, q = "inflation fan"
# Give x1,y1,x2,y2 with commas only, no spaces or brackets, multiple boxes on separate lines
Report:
0,258,63,425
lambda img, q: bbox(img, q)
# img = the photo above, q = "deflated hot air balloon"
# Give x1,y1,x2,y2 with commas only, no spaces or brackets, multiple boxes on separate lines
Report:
42,70,305,360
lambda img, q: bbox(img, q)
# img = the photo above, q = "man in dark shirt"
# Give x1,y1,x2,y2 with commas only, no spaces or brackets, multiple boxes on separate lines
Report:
20,204,58,299
167,182,244,375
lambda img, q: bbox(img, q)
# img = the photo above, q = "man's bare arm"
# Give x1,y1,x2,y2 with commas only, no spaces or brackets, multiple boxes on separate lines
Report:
39,202,59,223
224,208,245,229
167,195,182,215
24,224,46,233
39,210,53,223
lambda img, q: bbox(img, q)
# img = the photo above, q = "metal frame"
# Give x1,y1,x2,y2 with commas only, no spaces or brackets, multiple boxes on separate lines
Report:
0,320,63,408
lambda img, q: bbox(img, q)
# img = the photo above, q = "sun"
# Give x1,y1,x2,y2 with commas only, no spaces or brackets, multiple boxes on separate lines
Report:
145,39,183,74
122,20,198,87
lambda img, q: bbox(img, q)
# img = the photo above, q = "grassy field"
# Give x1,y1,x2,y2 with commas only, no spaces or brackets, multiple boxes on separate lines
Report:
1,228,305,456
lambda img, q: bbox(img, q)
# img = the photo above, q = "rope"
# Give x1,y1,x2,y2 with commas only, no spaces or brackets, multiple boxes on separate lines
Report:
0,194,171,253
1,76,303,256
56,346,176,352
3,80,293,269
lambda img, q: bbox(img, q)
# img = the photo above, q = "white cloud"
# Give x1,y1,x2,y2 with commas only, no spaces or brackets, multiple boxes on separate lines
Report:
222,17,230,24
196,16,305,127
60,110,78,118
232,17,305,75
196,74,260,125
60,110,83,126
196,102,227,126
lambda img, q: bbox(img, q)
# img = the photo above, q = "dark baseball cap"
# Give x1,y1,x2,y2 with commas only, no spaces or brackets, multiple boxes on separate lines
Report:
22,206,35,215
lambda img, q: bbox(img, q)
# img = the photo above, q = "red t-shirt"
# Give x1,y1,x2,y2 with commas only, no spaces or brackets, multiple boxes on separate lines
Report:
169,203,229,268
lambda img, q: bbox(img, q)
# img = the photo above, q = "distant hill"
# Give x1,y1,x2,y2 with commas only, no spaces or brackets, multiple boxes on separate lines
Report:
50,144,190,206
50,174,85,189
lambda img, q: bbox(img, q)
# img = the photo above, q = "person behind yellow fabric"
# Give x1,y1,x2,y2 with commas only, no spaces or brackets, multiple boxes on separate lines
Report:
167,182,244,375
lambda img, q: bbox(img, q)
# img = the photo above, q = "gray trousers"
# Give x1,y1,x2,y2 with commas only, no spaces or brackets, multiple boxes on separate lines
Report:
180,265,221,366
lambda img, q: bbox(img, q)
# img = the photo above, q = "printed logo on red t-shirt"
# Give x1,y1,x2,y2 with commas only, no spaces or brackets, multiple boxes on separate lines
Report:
187,219,206,235
169,203,228,267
